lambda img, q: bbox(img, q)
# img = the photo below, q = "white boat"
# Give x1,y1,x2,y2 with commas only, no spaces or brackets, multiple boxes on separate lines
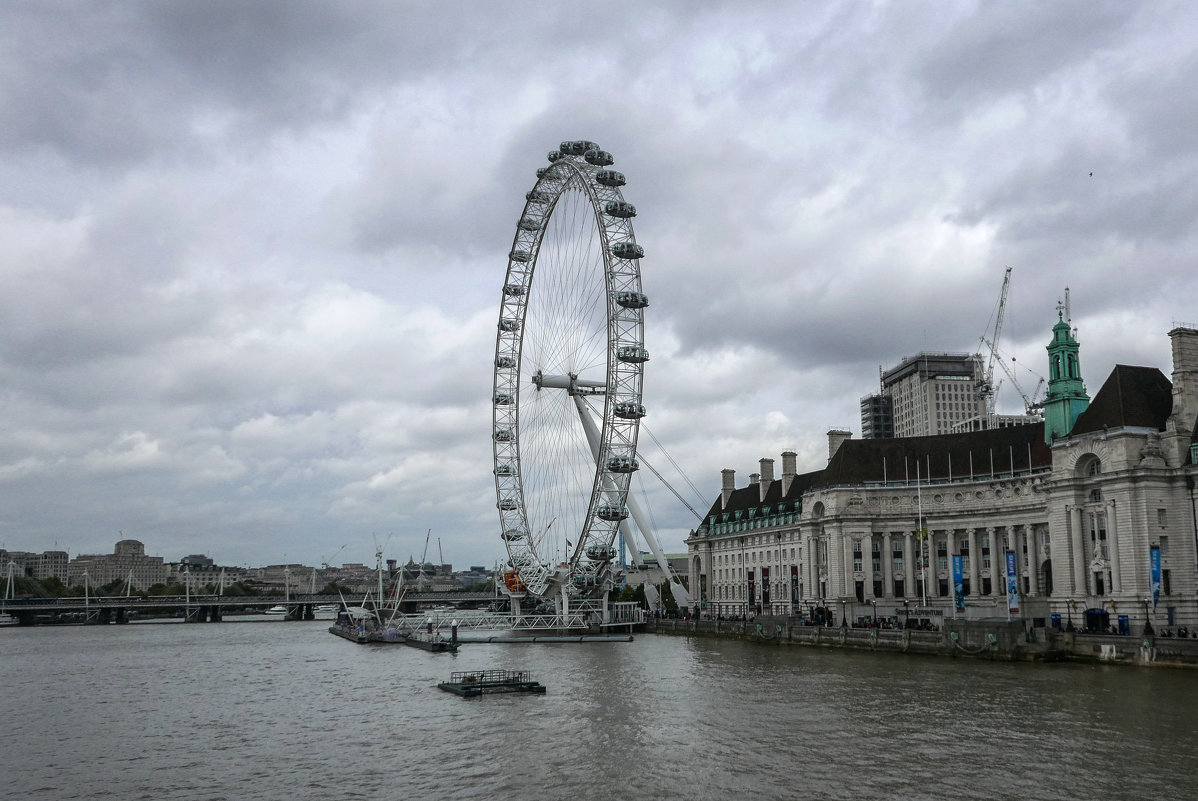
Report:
0,612,17,627
264,605,287,615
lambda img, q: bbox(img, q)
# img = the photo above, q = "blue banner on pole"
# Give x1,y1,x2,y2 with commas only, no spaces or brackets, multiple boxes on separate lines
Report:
1150,545,1161,609
952,555,965,611
1005,550,1019,612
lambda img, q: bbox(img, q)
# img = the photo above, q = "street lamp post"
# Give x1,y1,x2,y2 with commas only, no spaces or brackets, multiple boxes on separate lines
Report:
870,598,877,627
1143,597,1154,635
1066,598,1074,631
903,599,910,630
840,599,847,628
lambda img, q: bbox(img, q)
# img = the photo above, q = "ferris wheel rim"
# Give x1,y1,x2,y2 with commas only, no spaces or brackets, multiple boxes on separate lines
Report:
491,142,648,601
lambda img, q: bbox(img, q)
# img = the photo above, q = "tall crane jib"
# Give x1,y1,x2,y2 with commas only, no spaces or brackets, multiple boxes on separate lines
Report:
977,267,1045,419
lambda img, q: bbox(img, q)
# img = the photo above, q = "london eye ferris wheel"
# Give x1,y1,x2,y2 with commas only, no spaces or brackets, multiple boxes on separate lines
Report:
492,140,649,606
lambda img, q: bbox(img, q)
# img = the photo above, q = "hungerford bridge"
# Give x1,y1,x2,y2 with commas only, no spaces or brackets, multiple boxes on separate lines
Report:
0,591,645,630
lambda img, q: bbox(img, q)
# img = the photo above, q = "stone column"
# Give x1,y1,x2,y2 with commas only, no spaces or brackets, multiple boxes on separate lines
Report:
904,532,915,597
1108,500,1122,594
945,528,956,567
990,528,1005,596
842,534,855,599
882,532,894,598
863,534,874,598
802,532,814,600
1013,525,1025,594
967,528,980,596
1027,525,1040,596
1070,506,1086,597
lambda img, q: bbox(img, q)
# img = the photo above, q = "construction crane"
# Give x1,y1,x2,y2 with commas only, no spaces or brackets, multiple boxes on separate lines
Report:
976,267,1012,425
312,544,347,593
418,529,432,590
978,268,1047,417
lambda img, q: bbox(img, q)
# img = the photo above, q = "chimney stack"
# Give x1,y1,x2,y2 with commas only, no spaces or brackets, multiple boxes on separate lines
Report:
827,429,852,462
781,450,797,494
721,468,736,509
759,458,774,501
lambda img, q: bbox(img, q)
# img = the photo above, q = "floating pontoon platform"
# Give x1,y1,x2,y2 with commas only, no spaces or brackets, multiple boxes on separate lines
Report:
438,669,546,698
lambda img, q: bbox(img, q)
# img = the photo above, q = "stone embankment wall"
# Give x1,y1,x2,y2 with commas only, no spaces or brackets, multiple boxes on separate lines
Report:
649,616,1198,668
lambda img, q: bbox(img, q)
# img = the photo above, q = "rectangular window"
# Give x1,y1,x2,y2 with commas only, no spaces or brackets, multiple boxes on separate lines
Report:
1157,508,1167,526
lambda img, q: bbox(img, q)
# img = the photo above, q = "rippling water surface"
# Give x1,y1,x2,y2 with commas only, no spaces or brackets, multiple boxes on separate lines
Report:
2,620,1194,800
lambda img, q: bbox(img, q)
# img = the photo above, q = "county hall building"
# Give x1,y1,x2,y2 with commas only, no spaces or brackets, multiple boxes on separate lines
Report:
686,319,1198,636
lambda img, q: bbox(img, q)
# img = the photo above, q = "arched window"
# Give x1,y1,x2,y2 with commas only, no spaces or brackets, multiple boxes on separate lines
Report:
1075,454,1102,479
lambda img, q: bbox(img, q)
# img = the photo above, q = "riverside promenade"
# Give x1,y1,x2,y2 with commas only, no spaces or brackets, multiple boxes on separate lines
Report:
650,616,1198,668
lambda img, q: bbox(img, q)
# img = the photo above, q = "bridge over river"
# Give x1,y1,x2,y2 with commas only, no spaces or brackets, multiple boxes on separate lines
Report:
0,590,500,626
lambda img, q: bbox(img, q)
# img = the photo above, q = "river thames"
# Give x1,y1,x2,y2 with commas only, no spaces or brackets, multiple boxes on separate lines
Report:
1,618,1194,801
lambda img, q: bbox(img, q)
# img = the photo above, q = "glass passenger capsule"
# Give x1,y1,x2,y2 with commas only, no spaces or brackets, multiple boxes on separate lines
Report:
503,284,526,297
494,393,513,405
561,140,599,156
597,504,629,522
617,345,650,363
519,217,541,231
536,167,548,179
501,528,526,542
584,149,614,166
585,544,617,561
547,150,564,162
571,573,598,588
510,249,532,263
498,319,519,332
526,190,553,203
497,497,518,511
495,356,516,369
609,242,644,259
604,201,636,219
614,291,649,309
494,464,516,477
605,456,639,473
595,170,625,187
613,401,647,419
493,429,515,443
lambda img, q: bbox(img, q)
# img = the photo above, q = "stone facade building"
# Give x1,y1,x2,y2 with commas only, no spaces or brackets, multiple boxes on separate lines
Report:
688,322,1198,635
1,549,69,582
68,539,167,591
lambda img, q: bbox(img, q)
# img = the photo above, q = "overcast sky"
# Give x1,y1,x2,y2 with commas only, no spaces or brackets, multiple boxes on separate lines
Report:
2,1,1196,571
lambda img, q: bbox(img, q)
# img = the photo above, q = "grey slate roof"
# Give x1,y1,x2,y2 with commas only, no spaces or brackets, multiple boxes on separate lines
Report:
1069,364,1173,435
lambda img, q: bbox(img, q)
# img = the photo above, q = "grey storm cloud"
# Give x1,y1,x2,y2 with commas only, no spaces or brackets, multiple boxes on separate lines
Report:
1,1,1196,570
